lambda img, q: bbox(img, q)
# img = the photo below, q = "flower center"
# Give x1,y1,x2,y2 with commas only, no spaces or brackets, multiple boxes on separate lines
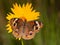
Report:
20,17,27,21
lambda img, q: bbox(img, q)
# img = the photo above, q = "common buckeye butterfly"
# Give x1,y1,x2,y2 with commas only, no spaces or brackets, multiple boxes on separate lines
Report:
10,18,43,40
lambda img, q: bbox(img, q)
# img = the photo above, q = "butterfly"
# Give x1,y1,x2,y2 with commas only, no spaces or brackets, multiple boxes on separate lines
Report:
10,18,43,40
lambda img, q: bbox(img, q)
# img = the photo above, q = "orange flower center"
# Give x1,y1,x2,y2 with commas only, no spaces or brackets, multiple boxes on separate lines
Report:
20,17,27,21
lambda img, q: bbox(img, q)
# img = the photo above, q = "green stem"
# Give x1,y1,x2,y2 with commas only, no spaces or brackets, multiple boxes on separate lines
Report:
21,39,24,45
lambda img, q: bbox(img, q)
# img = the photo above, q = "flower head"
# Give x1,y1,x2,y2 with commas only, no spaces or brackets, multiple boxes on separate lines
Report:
6,3,40,40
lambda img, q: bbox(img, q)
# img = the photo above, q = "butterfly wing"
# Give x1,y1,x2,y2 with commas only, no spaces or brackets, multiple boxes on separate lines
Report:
10,18,23,39
22,21,43,40
10,18,43,40
22,21,36,40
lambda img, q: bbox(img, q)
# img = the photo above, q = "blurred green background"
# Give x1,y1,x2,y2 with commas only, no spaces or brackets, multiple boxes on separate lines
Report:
0,0,60,45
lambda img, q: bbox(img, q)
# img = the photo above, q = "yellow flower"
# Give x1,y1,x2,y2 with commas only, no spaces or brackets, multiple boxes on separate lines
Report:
6,3,40,40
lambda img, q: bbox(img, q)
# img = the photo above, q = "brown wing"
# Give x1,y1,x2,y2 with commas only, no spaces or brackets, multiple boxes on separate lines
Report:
10,18,43,40
10,18,23,39
33,21,43,33
22,21,43,40
22,21,36,40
